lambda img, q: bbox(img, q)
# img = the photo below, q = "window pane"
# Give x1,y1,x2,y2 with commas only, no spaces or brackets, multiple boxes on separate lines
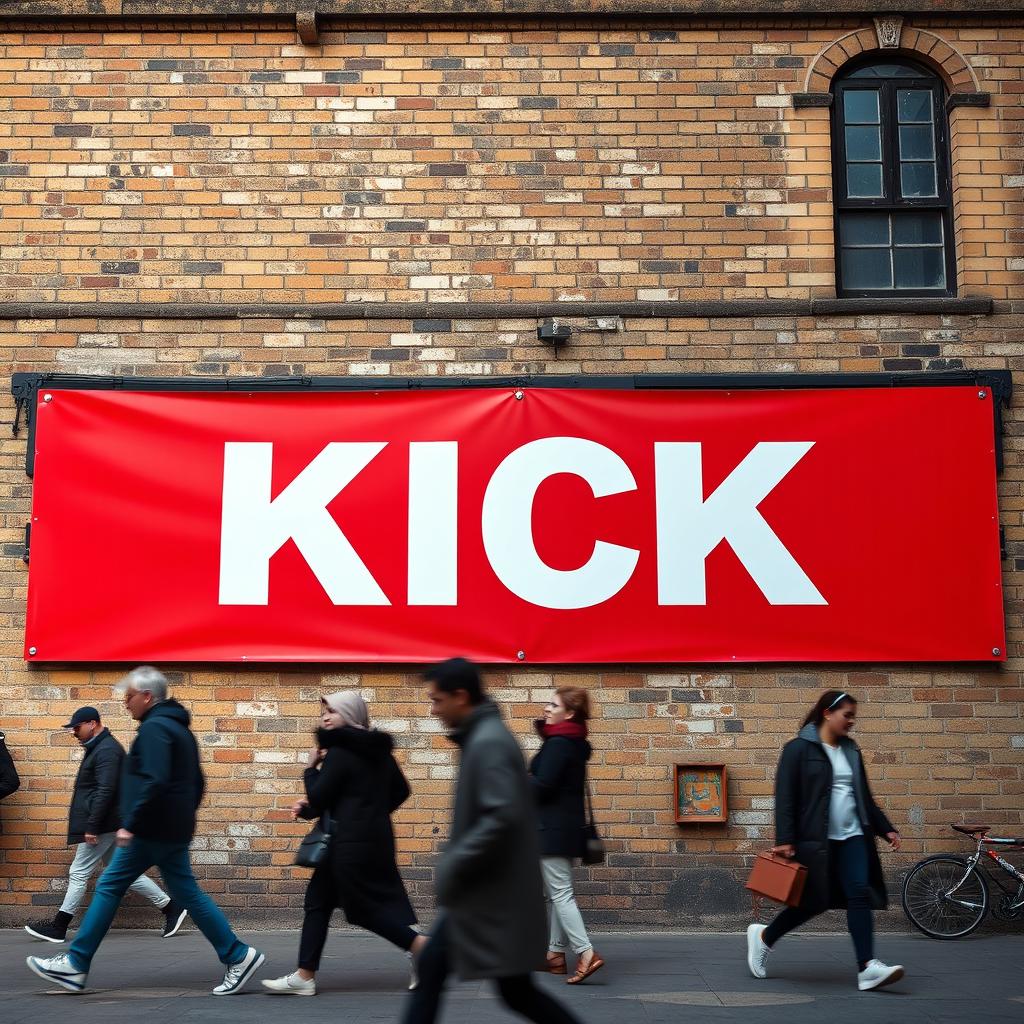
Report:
839,212,891,247
849,63,920,78
847,163,884,198
899,124,934,160
898,89,933,123
893,212,943,246
894,248,946,289
845,125,881,161
844,90,880,124
900,162,937,198
841,248,893,289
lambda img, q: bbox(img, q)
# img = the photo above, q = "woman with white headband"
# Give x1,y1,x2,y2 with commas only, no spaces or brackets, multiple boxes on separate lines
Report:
745,690,905,993
262,690,425,996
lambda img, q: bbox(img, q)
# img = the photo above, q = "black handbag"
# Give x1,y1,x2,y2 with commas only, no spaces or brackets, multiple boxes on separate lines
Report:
294,812,332,869
581,783,605,865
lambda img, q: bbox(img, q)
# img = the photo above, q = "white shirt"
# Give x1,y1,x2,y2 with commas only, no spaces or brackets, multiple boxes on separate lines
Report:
823,742,863,841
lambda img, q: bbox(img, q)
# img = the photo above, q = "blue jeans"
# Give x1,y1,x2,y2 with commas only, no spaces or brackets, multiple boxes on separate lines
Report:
69,838,247,973
763,835,874,967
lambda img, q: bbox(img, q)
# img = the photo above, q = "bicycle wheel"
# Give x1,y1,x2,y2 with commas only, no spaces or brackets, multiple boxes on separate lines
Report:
902,855,988,939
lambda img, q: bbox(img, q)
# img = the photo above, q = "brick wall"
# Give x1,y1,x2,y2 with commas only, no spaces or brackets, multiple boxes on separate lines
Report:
0,12,1022,929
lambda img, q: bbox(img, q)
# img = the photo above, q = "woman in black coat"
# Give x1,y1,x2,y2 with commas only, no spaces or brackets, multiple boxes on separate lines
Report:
746,690,905,992
529,686,604,985
262,691,424,996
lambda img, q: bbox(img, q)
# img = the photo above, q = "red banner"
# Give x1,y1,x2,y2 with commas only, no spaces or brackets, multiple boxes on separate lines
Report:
23,386,1004,663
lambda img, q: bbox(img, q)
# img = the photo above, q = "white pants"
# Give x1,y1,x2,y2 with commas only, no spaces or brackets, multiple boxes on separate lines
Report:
540,856,592,955
60,832,169,916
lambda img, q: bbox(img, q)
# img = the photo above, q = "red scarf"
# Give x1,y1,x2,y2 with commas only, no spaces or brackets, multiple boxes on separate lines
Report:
537,719,588,741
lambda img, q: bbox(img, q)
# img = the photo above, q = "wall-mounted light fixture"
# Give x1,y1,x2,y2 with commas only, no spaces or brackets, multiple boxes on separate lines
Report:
538,319,572,346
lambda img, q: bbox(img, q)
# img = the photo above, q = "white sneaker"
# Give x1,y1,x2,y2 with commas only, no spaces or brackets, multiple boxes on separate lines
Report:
212,946,265,995
26,953,87,993
746,924,770,979
261,971,316,996
857,959,904,991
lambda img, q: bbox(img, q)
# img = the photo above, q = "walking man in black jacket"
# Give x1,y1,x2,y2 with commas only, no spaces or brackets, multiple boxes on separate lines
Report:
24,706,187,944
26,667,264,995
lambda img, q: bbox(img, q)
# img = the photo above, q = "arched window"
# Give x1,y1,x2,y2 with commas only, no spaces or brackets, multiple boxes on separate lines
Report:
832,58,954,296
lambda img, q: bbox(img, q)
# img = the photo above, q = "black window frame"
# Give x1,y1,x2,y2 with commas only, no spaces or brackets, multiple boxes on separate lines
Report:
831,57,956,299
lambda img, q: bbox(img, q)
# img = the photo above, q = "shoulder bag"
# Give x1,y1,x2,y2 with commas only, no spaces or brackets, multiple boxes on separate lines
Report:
581,782,605,865
294,811,333,869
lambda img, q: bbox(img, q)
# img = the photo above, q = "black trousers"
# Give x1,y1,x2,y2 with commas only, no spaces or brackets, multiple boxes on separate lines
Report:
762,835,874,967
298,863,418,971
401,916,582,1024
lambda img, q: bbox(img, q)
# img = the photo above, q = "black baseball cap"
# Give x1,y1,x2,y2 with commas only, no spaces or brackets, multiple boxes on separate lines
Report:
62,706,101,729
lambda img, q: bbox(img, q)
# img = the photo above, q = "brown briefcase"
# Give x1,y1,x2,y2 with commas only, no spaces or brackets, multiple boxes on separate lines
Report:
745,851,807,908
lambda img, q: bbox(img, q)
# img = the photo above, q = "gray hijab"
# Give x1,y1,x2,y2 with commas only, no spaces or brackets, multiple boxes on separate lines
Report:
321,690,370,730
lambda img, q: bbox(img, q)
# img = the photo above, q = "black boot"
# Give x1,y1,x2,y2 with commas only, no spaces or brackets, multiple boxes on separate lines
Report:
25,911,72,943
161,899,188,937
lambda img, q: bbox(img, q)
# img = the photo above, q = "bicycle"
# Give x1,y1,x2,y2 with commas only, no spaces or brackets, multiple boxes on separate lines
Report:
901,824,1024,939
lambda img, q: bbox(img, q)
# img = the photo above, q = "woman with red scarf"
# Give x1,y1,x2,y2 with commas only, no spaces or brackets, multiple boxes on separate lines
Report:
529,687,605,985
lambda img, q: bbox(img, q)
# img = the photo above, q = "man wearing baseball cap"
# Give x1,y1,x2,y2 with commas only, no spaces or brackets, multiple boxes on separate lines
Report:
24,705,186,944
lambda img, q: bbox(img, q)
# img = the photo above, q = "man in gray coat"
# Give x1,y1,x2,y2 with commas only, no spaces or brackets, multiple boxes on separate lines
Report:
402,658,582,1024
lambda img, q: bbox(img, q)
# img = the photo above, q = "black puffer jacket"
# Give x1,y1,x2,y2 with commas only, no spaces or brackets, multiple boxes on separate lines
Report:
301,725,415,926
0,730,19,835
68,728,124,844
120,700,206,843
528,728,591,858
775,722,896,913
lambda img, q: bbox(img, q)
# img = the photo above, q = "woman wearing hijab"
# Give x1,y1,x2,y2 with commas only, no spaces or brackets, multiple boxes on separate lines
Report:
746,690,904,992
529,687,604,985
262,691,424,996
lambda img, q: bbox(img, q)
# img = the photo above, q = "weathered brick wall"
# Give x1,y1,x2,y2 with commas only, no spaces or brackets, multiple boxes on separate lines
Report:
0,12,1022,929
0,16,1019,305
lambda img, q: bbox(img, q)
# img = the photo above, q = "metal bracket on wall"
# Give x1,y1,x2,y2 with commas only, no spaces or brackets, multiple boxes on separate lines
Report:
8,368,1013,478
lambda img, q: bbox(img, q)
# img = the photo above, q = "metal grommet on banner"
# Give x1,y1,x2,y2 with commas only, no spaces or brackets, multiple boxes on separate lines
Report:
43,394,52,403
992,647,1001,657
28,646,37,656
978,390,987,399
516,650,526,661
514,390,524,400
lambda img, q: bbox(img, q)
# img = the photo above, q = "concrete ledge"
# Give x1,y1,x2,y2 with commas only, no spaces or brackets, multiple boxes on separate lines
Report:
947,93,993,111
0,297,994,322
0,1,1020,20
792,93,832,109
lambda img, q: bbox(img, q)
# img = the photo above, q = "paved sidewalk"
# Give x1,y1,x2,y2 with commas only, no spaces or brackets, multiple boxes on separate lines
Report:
5,928,1024,1024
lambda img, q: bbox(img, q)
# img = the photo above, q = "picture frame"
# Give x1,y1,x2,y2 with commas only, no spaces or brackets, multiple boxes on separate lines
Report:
674,763,728,824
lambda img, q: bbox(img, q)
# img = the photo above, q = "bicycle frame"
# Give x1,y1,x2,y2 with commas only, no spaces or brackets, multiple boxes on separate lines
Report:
947,836,1024,912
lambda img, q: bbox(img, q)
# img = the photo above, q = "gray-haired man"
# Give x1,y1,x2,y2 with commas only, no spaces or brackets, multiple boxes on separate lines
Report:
27,667,264,995
25,705,187,944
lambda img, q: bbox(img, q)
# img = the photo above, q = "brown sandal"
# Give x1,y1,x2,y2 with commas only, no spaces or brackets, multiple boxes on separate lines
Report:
567,951,605,984
545,952,567,975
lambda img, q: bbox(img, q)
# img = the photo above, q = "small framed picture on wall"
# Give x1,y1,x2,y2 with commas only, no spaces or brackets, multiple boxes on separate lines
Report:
674,763,728,824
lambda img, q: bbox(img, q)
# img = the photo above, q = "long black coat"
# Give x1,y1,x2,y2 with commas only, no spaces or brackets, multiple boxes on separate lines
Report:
301,725,415,928
528,731,591,858
68,728,124,844
0,731,19,835
775,723,896,913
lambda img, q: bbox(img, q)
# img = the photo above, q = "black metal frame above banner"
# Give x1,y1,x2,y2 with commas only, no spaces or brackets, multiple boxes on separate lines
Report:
10,368,1013,479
